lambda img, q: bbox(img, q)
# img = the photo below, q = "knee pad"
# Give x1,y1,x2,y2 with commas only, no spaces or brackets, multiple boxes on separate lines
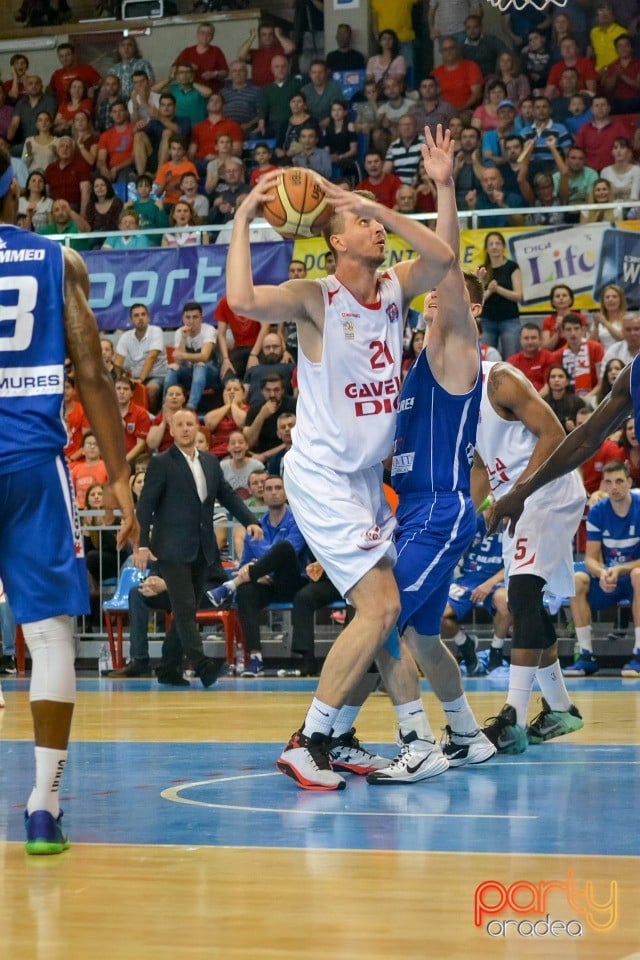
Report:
23,616,76,704
508,575,546,651
540,604,558,650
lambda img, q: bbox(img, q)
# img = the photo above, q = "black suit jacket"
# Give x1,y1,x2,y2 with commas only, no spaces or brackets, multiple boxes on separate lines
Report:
136,445,257,565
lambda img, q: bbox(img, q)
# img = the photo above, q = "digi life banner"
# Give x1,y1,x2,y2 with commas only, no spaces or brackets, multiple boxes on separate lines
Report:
80,242,294,330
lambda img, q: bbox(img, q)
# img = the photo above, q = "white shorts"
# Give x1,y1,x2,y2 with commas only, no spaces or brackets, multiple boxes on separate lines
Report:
283,448,397,598
502,471,585,598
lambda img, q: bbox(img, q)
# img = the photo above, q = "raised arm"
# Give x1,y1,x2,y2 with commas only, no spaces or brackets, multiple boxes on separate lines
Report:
489,364,633,535
62,248,138,550
321,156,455,301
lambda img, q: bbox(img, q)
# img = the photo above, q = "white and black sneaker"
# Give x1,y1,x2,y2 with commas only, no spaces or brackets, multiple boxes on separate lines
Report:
366,730,449,784
328,727,390,775
441,725,496,767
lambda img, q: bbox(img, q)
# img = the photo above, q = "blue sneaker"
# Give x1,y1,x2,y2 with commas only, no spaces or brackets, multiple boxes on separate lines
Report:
206,583,233,609
241,654,264,678
563,650,599,677
25,810,71,856
621,657,640,678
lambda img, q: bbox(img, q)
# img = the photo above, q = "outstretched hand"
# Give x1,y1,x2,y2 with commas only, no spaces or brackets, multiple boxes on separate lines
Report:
421,124,455,186
319,175,378,219
486,488,526,538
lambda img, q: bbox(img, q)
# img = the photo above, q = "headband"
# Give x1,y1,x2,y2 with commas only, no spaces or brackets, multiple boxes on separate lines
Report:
0,164,15,199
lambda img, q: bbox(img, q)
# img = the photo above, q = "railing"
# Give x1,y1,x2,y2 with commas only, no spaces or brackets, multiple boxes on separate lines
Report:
42,199,640,247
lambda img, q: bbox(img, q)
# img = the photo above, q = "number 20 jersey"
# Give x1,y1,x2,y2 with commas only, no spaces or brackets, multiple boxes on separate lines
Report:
293,271,404,471
0,225,67,475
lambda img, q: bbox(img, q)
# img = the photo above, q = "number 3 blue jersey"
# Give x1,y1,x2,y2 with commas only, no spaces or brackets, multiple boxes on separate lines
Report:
0,225,67,475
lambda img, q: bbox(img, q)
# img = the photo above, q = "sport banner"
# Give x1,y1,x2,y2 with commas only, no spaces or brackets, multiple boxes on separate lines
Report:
81,241,294,330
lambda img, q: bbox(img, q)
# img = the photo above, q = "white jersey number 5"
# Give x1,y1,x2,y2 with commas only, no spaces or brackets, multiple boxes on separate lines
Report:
0,276,37,351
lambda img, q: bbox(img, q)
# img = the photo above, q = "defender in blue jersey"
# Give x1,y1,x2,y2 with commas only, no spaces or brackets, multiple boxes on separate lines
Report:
368,137,496,784
567,461,640,677
0,148,138,854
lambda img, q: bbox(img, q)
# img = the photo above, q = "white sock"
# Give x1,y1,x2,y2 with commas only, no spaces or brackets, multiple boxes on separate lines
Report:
441,693,478,736
634,628,640,653
506,665,538,727
302,698,339,738
395,699,435,741
28,747,67,817
332,704,361,738
491,635,506,649
536,661,571,712
575,625,593,653
452,629,466,647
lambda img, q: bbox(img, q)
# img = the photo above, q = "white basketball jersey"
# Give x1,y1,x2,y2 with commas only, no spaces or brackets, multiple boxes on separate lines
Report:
293,271,405,471
476,362,536,497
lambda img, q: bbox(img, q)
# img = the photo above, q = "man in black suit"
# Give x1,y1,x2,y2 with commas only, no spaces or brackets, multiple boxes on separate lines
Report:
133,408,262,687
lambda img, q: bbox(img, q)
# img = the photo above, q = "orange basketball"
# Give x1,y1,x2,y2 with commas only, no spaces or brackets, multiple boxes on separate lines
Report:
262,168,333,239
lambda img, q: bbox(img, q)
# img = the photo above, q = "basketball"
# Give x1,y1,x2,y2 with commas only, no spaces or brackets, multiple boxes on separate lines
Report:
262,168,333,239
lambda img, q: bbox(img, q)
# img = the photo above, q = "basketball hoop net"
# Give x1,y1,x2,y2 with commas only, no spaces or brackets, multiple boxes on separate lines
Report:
485,0,567,11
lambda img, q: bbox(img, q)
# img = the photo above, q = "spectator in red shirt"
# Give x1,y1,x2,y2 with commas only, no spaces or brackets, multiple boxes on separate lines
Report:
433,38,483,113
550,314,605,398
3,54,28,104
620,417,640,487
601,34,640,114
576,407,624,494
63,376,89,462
70,432,109,507
49,43,101,104
507,323,554,392
188,93,244,173
214,294,262,381
574,96,630,172
356,150,402,208
97,100,151,182
237,22,296,88
45,136,92,211
115,374,150,466
146,384,187,455
541,283,588,350
544,38,598,99
173,23,229,92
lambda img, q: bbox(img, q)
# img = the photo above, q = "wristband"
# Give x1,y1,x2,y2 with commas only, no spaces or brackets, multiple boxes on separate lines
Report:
478,493,495,513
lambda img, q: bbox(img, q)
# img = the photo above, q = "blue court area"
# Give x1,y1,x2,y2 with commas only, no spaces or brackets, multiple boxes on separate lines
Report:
1,675,638,859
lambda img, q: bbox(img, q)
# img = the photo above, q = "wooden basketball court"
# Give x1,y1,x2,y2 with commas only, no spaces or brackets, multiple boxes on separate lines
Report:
1,676,639,959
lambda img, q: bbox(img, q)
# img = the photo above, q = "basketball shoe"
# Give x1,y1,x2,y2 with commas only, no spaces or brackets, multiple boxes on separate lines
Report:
328,728,390,775
456,633,479,675
563,650,599,676
526,697,584,744
366,730,449,784
621,656,640,678
24,810,71,856
482,704,528,754
440,725,497,766
277,729,346,790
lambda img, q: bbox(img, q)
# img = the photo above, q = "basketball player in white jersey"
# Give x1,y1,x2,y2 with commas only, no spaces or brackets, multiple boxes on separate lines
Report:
226,127,455,790
474,362,586,752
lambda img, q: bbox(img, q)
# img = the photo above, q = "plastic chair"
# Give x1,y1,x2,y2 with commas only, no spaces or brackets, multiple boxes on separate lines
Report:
102,559,148,669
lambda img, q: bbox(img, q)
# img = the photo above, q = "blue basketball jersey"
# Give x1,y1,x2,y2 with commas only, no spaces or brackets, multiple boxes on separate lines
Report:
631,354,640,443
391,347,481,496
586,490,640,565
0,224,67,475
458,515,504,584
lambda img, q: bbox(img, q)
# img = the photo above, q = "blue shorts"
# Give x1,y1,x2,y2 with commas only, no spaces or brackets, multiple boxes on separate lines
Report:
394,492,477,636
575,561,634,611
446,577,503,621
0,457,90,623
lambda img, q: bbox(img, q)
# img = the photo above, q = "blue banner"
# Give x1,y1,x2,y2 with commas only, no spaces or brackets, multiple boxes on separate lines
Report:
593,227,640,308
81,242,294,330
